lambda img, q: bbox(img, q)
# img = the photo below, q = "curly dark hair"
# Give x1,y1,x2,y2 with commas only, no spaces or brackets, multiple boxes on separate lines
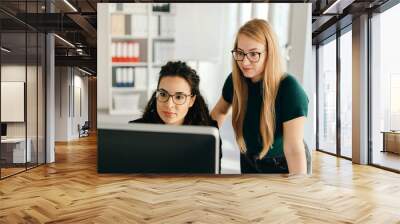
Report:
140,61,213,126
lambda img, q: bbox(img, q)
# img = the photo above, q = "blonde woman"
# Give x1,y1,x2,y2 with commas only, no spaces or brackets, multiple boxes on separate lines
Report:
211,19,309,175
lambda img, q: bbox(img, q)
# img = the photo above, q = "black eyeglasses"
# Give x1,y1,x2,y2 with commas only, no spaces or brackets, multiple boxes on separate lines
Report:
155,90,193,105
231,50,265,62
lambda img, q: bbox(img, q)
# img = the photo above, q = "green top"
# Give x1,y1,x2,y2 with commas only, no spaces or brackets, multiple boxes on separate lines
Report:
222,73,309,158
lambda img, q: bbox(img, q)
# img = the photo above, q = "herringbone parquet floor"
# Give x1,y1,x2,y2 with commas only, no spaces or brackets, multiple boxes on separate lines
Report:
1,134,400,223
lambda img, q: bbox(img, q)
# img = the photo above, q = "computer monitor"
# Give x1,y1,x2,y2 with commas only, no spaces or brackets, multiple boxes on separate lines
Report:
98,123,220,174
1,123,6,138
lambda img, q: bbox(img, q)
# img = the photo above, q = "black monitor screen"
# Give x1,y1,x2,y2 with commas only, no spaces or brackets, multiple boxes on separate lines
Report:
1,123,7,136
97,123,220,174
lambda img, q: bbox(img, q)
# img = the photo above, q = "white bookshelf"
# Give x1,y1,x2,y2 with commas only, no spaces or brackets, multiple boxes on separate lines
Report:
98,3,175,116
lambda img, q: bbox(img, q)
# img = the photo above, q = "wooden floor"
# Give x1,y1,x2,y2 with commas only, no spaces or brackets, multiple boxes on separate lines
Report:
372,151,400,171
1,163,45,178
1,135,400,223
0,167,26,178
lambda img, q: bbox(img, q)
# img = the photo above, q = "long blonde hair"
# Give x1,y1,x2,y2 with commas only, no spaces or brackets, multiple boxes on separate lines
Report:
232,19,285,159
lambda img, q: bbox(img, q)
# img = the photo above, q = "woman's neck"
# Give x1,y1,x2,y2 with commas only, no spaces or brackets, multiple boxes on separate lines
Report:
250,73,263,83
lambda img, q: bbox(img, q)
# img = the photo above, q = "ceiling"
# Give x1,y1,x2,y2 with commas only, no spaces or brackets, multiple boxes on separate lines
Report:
311,0,390,44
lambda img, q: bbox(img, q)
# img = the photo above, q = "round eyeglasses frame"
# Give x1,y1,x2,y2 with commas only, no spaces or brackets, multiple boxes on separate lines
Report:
155,90,193,105
231,50,265,63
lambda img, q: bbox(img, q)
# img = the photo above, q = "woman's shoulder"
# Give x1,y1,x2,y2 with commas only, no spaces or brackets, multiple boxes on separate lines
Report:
276,73,309,120
279,73,300,88
129,112,164,124
278,73,306,94
223,72,233,85
222,73,234,104
128,117,148,124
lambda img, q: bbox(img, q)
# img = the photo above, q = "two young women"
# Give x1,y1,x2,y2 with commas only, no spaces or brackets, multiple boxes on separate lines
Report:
133,19,309,175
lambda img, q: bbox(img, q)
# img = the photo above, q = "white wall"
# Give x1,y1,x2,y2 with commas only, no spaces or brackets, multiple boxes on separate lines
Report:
1,65,26,141
0,65,26,81
287,4,312,82
175,4,224,62
55,67,89,141
287,3,315,150
177,4,238,109
1,65,33,137
55,67,69,141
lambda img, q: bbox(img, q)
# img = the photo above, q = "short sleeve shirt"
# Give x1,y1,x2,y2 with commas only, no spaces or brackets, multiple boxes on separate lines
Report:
222,73,309,157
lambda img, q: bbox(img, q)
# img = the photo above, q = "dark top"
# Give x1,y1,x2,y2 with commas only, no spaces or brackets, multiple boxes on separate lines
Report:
129,117,223,173
222,73,309,158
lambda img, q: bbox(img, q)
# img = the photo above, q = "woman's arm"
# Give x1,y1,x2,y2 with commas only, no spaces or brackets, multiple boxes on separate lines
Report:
211,97,231,128
283,116,307,175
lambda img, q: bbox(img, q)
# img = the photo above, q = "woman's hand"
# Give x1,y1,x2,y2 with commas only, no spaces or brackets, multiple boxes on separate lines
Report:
283,116,307,175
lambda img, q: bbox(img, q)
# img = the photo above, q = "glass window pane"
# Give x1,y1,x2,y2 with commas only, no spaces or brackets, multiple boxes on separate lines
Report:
318,37,337,154
1,30,28,177
340,29,352,158
1,1,46,179
371,3,400,171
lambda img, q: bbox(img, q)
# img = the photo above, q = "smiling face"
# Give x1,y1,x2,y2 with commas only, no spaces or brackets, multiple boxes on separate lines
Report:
156,76,196,125
236,34,266,82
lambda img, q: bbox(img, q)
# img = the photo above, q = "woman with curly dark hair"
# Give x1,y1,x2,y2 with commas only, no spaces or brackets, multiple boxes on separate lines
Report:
131,61,214,126
130,61,222,171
